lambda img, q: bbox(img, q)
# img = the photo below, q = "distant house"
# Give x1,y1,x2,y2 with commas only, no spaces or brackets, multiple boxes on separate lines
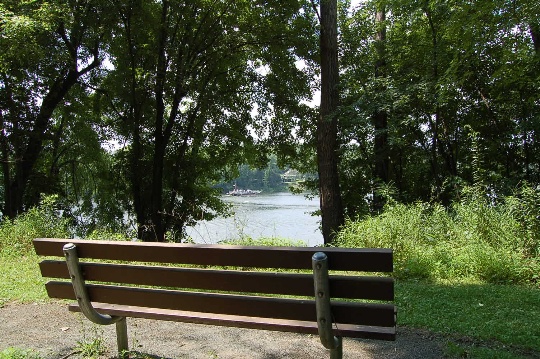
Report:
281,169,301,183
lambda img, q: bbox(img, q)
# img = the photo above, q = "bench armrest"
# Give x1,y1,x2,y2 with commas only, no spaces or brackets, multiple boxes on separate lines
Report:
63,243,124,326
312,252,342,358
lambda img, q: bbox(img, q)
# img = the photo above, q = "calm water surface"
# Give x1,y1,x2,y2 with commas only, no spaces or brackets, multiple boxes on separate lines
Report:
186,192,323,246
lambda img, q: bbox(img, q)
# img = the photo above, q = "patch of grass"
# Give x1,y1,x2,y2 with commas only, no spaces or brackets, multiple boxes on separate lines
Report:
397,280,540,354
445,342,528,359
0,348,43,359
75,324,107,359
219,236,306,247
0,255,47,306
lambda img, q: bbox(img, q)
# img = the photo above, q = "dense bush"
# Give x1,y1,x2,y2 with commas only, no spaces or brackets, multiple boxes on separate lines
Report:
336,186,540,285
0,195,70,256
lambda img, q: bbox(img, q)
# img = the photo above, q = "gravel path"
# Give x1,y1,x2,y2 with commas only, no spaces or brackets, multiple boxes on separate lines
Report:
0,302,445,358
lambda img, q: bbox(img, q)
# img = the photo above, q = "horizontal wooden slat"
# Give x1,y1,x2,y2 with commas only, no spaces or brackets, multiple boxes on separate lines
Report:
46,281,396,327
34,238,393,272
68,303,396,341
40,261,394,301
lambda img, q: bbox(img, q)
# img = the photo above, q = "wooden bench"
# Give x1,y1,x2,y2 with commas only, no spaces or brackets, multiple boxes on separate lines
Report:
34,238,396,358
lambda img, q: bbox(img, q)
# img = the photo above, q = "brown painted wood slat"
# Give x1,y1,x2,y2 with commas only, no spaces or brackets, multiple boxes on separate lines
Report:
34,238,393,272
40,260,394,301
46,281,396,327
67,303,396,341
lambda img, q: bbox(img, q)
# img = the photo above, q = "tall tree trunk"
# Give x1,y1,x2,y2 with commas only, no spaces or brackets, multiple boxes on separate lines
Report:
121,3,151,241
318,0,344,244
0,112,12,217
5,69,83,218
530,23,539,55
149,1,170,242
1,5,101,218
424,6,443,195
529,22,539,183
372,5,389,212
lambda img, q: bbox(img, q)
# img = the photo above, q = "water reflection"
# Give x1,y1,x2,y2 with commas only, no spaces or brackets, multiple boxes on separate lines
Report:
186,192,323,246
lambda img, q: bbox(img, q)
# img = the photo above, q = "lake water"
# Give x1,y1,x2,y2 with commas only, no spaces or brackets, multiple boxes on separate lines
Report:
185,192,323,246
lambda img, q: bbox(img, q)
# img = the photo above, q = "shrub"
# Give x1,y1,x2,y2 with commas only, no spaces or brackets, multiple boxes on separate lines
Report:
506,184,540,257
0,195,70,257
336,188,539,285
86,228,132,241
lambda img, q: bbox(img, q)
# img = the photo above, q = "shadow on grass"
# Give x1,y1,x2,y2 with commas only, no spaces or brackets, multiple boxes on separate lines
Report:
395,280,540,357
348,326,445,359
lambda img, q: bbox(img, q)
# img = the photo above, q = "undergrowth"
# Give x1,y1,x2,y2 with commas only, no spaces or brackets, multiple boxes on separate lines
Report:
0,348,43,359
219,236,306,247
336,185,540,285
0,195,70,257
75,323,106,359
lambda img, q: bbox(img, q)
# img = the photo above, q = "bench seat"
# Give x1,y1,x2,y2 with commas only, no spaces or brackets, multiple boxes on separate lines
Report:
68,302,396,340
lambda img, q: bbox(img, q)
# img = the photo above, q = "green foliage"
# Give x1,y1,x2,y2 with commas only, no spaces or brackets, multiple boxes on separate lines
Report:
75,324,106,359
221,155,292,193
0,348,43,359
336,187,540,284
0,195,70,257
339,0,540,217
506,185,540,258
93,0,318,241
86,228,133,242
0,0,113,218
219,237,306,247
0,255,47,306
397,281,540,353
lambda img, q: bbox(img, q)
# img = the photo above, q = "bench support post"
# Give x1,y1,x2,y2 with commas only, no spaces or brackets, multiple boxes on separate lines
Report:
63,243,129,356
312,252,343,359
116,317,129,358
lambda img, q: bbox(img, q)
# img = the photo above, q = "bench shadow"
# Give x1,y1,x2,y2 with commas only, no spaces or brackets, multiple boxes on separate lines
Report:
347,327,445,359
126,351,174,359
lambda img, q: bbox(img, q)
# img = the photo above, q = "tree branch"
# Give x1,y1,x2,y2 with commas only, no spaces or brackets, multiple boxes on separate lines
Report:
310,0,321,23
57,22,78,62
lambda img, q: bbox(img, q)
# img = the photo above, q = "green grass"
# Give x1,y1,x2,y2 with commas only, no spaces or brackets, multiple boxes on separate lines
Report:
75,324,107,359
445,342,529,359
218,236,307,247
397,280,540,357
0,255,47,306
0,348,43,359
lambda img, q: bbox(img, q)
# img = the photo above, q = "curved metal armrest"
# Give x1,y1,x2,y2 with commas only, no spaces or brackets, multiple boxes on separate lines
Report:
312,252,342,358
63,243,123,325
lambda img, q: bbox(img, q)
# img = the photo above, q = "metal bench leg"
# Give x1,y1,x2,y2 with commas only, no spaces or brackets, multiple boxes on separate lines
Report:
330,336,342,359
312,252,342,359
63,243,129,357
116,317,129,358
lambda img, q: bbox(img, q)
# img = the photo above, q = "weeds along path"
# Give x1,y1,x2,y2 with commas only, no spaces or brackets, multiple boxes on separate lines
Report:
0,301,445,359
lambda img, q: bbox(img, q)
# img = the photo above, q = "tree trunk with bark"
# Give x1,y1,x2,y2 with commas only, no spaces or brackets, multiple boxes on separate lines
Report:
317,0,344,244
372,5,389,212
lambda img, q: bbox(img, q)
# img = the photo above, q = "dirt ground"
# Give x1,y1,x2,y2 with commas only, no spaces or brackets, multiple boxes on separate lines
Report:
0,301,446,359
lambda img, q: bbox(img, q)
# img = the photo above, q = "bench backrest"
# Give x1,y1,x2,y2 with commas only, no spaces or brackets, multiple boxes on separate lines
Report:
34,238,395,340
